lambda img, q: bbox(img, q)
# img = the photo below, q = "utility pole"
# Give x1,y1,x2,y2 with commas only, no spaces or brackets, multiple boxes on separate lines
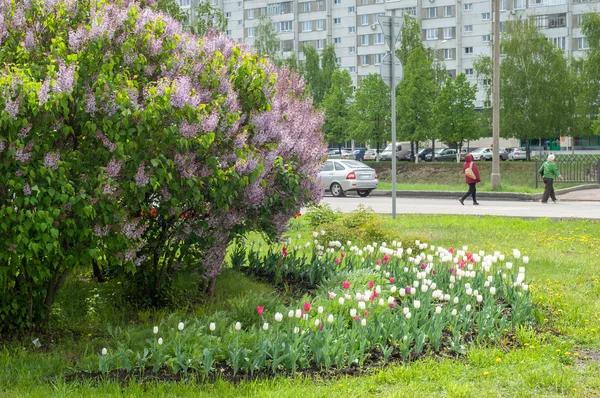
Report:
491,0,501,190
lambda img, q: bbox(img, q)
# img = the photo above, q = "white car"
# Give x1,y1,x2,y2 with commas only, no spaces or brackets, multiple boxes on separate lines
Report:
318,160,378,197
508,148,527,161
470,147,493,161
327,149,353,159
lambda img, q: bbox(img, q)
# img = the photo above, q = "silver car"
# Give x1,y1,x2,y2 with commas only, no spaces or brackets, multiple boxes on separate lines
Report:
318,160,378,197
327,149,354,159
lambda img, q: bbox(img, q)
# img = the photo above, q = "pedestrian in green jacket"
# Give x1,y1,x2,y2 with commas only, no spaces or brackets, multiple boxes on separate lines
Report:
539,154,563,203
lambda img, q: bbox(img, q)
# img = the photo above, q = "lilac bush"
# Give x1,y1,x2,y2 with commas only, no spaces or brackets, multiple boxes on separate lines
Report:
0,0,325,329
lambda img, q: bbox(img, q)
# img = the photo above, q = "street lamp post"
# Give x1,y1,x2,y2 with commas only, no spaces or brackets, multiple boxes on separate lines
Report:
491,0,501,189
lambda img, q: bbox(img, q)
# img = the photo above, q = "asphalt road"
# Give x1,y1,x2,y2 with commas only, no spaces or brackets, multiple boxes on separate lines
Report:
321,195,600,220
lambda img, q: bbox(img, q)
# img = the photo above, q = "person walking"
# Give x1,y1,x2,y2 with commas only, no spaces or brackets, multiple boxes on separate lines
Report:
539,154,563,203
459,154,481,205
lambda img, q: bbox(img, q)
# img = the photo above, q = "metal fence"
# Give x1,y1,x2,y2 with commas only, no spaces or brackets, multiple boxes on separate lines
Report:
535,154,600,188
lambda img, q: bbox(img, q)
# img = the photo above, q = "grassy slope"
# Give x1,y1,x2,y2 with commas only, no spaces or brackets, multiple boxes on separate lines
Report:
366,161,590,193
2,216,600,397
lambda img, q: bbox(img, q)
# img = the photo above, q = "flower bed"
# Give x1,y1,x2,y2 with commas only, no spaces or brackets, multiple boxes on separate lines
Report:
87,237,533,380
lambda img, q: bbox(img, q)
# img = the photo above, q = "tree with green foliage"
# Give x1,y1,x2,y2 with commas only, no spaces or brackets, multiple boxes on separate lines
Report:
189,1,228,37
580,13,600,136
349,74,391,156
433,74,480,156
396,46,436,158
254,15,281,62
475,18,573,159
302,44,338,105
322,70,354,150
397,14,422,66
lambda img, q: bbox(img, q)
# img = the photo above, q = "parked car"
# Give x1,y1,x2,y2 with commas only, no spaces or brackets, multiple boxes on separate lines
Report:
426,148,459,162
459,148,476,161
355,148,378,161
327,149,353,159
508,147,527,161
470,147,494,161
418,148,434,161
498,147,510,161
379,142,411,161
318,160,378,197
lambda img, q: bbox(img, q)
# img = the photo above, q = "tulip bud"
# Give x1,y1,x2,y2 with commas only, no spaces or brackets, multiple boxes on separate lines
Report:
295,309,302,318
490,287,496,295
153,326,158,335
466,305,472,312
338,297,345,305
288,310,294,318
314,319,320,327
157,338,163,345
235,322,242,331
451,309,457,316
327,314,334,323
274,312,283,322
101,347,107,356
379,298,385,306
477,295,483,303
435,306,442,314
350,308,357,317
209,322,216,331
318,306,324,314
358,301,366,310
263,323,269,331
405,312,412,319
293,327,300,334
388,296,395,305
414,300,421,309
178,322,184,331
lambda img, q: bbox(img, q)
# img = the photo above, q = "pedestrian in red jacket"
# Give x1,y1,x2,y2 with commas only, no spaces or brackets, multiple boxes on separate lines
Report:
459,153,481,205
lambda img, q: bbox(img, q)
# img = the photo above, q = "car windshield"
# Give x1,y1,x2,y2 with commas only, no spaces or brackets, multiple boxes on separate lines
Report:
339,160,371,169
435,148,445,153
472,148,488,153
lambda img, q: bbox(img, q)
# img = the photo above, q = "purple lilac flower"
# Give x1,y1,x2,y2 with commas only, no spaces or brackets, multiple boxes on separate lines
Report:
94,224,110,237
52,61,76,94
85,89,96,115
23,30,35,49
0,139,4,153
38,77,50,106
160,186,172,201
15,148,32,163
23,183,31,196
15,169,23,177
43,151,60,171
18,124,31,138
95,131,116,152
4,97,20,119
102,182,117,196
178,119,198,138
121,220,145,240
135,166,150,187
63,202,72,212
106,158,123,178
201,111,219,132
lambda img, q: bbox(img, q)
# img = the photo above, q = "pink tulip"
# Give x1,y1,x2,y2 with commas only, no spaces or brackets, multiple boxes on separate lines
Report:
376,259,382,266
405,286,411,295
354,316,360,322
341,252,345,258
257,306,264,315
342,281,350,290
335,258,341,264
420,263,427,270
389,277,395,284
303,302,311,312
368,280,374,289
448,248,455,254
432,269,437,275
383,254,390,264
389,302,396,309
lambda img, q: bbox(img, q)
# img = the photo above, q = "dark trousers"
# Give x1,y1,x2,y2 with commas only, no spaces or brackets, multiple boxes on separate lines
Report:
461,183,477,203
542,177,556,203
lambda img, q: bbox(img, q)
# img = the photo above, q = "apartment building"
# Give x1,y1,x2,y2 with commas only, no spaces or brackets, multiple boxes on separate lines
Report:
176,0,600,108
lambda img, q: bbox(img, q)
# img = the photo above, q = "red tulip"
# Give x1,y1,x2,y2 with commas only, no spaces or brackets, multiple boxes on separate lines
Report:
368,280,374,289
389,277,395,284
303,302,311,312
354,316,360,322
342,281,350,290
383,254,390,264
376,259,382,266
335,258,341,264
341,252,345,258
256,306,264,315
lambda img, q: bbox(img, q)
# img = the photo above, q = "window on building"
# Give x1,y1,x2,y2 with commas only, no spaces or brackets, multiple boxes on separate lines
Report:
349,46,356,53
483,78,491,86
443,48,453,60
335,0,341,4
464,25,473,33
426,28,439,40
577,14,585,26
361,15,369,25
427,7,437,18
465,46,473,54
483,34,491,42
349,66,356,72
375,33,384,44
500,0,507,10
444,27,453,39
302,2,311,12
374,53,383,65
238,20,242,26
248,9,255,19
362,0,369,5
335,37,342,44
484,100,491,108
302,21,312,32
336,57,342,64
226,30,232,36
513,0,525,9
361,35,370,45
281,39,294,51
464,3,473,11
349,26,356,33
268,3,281,15
238,2,242,7
361,55,370,65
403,7,417,16
225,12,231,18
349,6,355,13
549,13,567,28
317,39,325,50
317,0,324,10
334,17,341,24
179,0,190,6
210,0,217,5
465,68,474,76
275,21,293,32
444,6,452,17
482,12,491,20
317,19,324,30
552,37,566,50
248,27,255,37
578,37,589,50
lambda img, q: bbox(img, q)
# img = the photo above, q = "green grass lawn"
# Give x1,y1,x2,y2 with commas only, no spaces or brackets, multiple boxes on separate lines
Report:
366,161,596,193
2,215,600,397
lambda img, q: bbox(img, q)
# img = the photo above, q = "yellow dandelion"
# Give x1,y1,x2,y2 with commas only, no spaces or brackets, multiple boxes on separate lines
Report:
495,358,502,363
483,371,489,376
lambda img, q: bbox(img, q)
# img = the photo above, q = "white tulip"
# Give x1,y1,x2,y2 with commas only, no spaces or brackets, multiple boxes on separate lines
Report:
313,232,319,238
490,287,496,295
178,322,184,331
358,301,366,310
158,338,163,345
403,307,409,315
451,309,457,316
274,312,283,322
523,256,529,264
235,322,242,331
379,298,385,306
388,296,395,304
263,322,269,331
466,288,473,296
345,294,351,300
209,322,216,331
390,286,397,293
295,309,302,318
453,297,459,304
303,313,309,321
375,265,381,272
288,310,294,318
513,249,521,259
414,300,421,309
477,295,483,303
350,308,357,317
375,285,381,294
153,326,159,335
293,327,300,334
361,318,367,327
327,314,334,323
466,305,472,312
435,306,442,314
101,347,107,356
523,284,529,291
338,297,345,305
405,312,412,319
421,285,428,293
314,319,320,327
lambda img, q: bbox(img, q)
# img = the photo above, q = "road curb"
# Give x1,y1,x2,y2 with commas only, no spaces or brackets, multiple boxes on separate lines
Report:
346,184,600,202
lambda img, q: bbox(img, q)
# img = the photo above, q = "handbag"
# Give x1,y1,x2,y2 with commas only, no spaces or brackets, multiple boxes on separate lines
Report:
465,162,476,179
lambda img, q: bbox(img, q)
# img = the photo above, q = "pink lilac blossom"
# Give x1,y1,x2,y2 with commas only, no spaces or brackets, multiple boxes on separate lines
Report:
106,157,123,178
23,182,31,196
160,186,171,201
4,96,20,119
15,148,32,163
84,88,96,115
23,30,35,49
135,165,150,187
52,61,76,94
43,151,60,170
121,219,145,240
201,111,219,132
38,77,50,106
178,119,198,138
15,169,23,176
174,153,198,179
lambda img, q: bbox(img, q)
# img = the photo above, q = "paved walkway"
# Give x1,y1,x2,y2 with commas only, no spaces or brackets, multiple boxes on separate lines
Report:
321,195,599,219
557,188,600,202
